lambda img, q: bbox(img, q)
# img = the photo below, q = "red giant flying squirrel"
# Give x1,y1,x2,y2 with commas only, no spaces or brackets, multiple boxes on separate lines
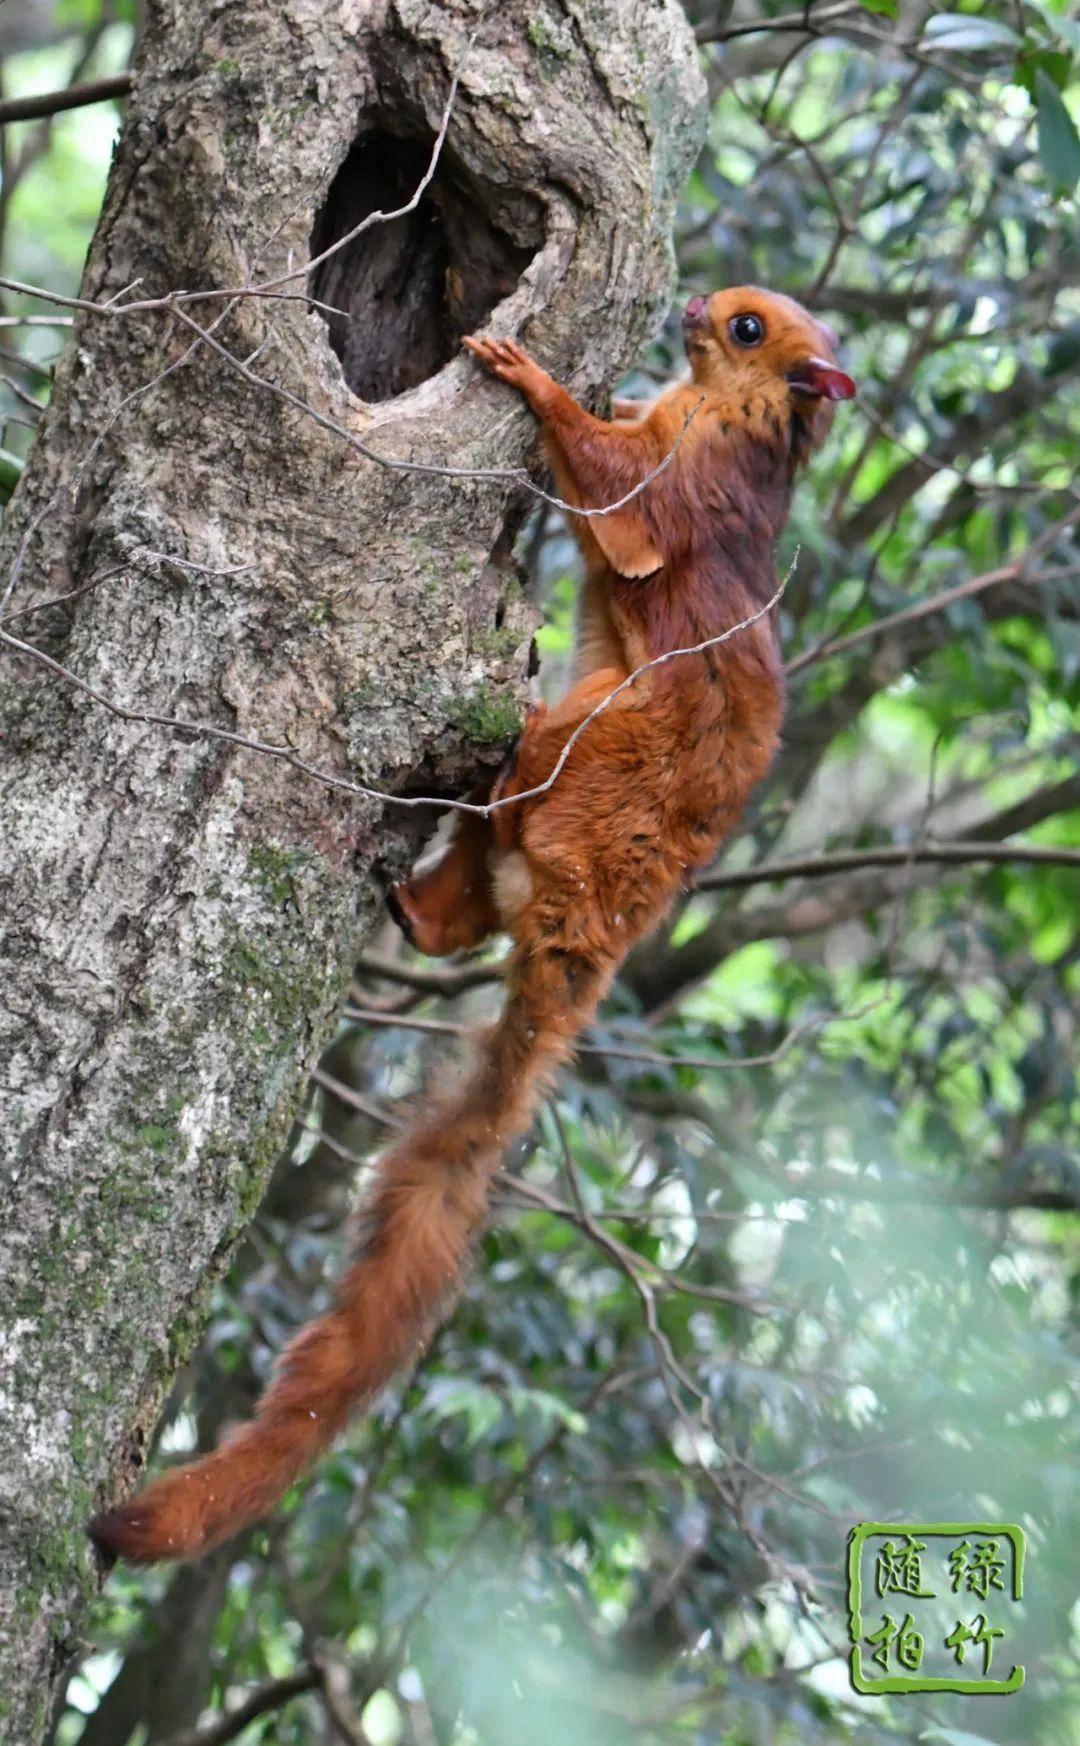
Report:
90,287,855,1563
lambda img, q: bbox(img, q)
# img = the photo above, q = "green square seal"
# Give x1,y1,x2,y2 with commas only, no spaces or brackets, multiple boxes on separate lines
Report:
847,1522,1026,1695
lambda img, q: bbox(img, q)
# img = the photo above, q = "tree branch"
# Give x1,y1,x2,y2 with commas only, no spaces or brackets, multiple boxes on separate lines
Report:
839,369,1080,546
695,3,860,46
629,774,1080,1011
164,1667,320,1746
354,950,502,997
771,1166,1078,1214
788,511,1080,676
698,837,1080,893
0,76,133,128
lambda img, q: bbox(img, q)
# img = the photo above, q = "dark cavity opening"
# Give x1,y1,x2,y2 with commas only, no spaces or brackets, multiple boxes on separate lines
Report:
310,133,536,403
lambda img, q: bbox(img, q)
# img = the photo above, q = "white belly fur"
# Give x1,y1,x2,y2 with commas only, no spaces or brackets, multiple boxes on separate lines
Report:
492,848,534,925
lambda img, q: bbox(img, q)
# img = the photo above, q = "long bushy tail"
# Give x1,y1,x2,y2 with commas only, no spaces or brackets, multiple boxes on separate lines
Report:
88,943,608,1563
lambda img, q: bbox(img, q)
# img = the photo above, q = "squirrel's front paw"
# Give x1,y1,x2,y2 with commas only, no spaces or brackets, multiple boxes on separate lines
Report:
463,335,549,397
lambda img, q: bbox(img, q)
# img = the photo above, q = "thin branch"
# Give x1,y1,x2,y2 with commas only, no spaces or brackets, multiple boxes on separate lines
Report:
787,510,1080,676
513,1152,838,1564
339,1000,855,1075
699,2,984,87
0,564,125,626
312,1649,375,1746
164,1667,320,1746
696,2,860,46
855,400,1073,502
0,274,704,522
838,358,1078,545
167,297,707,524
629,775,1080,1013
0,74,133,127
311,1069,400,1129
0,557,785,823
486,566,788,814
300,1118,770,1229
1,373,41,414
354,950,503,997
0,346,51,380
504,1173,782,1314
135,547,252,577
698,838,1080,892
771,1166,1078,1214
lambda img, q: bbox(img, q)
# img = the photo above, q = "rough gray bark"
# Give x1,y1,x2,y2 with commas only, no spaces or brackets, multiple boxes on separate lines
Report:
0,1,704,1738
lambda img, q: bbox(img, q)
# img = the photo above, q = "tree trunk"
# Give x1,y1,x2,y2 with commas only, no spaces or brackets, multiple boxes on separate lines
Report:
0,0,704,1737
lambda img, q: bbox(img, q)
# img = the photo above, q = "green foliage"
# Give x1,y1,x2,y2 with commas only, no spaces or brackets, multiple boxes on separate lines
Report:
0,18,132,453
1035,69,1080,191
0,447,24,503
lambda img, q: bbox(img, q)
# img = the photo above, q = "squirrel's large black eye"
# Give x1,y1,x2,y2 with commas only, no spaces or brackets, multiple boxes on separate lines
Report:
729,313,764,348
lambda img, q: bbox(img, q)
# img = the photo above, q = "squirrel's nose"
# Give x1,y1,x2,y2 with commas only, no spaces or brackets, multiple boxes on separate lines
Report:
683,295,709,329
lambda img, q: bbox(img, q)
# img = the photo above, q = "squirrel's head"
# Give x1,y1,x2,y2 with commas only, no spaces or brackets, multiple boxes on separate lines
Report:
682,287,854,452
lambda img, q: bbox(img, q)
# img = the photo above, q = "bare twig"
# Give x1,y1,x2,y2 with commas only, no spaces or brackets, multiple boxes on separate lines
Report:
0,75,133,127
696,2,859,46
0,558,785,822
486,566,788,814
787,511,1080,675
698,838,1080,892
312,1649,374,1746
311,1069,400,1129
163,1667,320,1746
338,999,855,1076
168,298,707,523
0,272,705,523
354,951,503,996
505,1172,781,1314
0,314,73,329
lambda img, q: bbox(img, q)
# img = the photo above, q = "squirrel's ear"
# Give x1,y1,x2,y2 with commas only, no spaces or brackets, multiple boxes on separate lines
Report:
786,357,856,402
589,507,663,579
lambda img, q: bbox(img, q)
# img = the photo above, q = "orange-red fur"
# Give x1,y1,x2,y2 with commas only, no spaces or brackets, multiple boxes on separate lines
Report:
89,288,852,1563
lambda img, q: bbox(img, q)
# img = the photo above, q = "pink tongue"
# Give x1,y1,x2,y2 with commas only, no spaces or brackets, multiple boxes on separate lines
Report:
789,357,856,401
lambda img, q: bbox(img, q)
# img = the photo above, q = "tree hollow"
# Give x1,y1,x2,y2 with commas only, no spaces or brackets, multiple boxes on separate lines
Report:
310,132,538,402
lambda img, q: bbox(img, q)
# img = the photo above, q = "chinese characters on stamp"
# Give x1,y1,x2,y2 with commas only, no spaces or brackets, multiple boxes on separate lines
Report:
847,1523,1025,1694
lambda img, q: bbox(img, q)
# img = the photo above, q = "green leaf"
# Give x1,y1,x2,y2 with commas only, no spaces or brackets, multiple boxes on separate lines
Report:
0,447,24,506
922,13,1021,51
1024,0,1080,54
421,1379,504,1448
857,0,899,17
1014,47,1074,98
1035,68,1080,192
1046,317,1080,375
